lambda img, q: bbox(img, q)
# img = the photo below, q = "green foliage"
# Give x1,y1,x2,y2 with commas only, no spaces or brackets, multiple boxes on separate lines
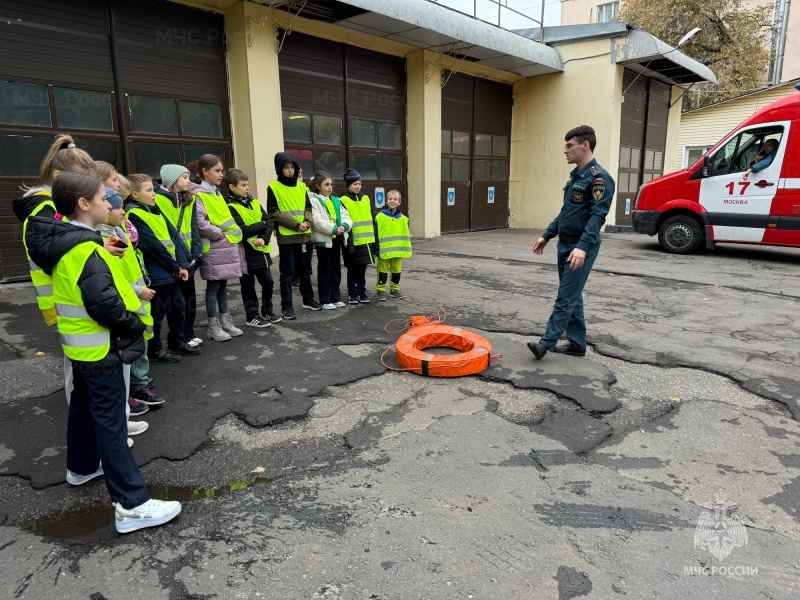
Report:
619,0,773,109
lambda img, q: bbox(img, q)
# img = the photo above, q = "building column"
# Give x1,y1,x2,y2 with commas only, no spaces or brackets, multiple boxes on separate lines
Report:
406,50,442,238
225,2,284,201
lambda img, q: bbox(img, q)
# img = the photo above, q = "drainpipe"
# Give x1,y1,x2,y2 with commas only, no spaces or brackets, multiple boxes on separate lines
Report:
772,0,791,85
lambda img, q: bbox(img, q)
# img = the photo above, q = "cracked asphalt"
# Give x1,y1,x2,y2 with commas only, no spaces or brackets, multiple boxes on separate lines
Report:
1,229,799,599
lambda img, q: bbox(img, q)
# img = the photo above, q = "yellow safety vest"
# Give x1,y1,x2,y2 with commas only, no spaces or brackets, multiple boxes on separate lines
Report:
194,191,242,252
340,195,374,245
54,240,149,362
116,229,154,340
269,180,308,237
155,193,194,251
228,199,271,253
23,192,57,325
375,212,412,259
125,206,176,259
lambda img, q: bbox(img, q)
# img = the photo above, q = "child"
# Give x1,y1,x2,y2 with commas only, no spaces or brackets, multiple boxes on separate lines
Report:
267,152,320,319
190,154,245,341
94,160,120,192
99,188,165,420
224,168,281,327
156,164,204,347
308,172,352,310
25,171,181,534
11,134,96,326
117,174,132,202
340,169,375,304
125,174,196,361
375,190,412,301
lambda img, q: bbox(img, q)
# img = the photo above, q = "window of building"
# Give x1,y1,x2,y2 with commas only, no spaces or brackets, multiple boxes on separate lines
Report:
684,145,712,169
597,2,619,23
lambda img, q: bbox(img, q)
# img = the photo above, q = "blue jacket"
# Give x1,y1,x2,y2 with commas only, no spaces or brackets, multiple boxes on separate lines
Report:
543,158,615,252
750,150,777,173
125,200,190,286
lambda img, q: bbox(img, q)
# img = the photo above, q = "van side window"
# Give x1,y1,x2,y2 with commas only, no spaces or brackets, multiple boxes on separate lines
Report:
708,127,783,176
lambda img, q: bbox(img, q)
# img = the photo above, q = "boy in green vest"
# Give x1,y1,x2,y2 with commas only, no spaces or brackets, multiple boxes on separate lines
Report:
26,171,181,533
224,168,280,326
374,190,412,301
341,169,375,304
267,152,320,319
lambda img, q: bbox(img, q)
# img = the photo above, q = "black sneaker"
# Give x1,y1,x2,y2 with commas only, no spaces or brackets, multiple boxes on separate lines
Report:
389,290,405,299
128,397,150,417
168,343,201,356
302,299,322,311
131,387,166,406
358,293,371,304
246,316,271,328
282,306,297,320
349,296,360,305
148,349,181,363
265,311,283,324
527,341,548,360
552,341,586,357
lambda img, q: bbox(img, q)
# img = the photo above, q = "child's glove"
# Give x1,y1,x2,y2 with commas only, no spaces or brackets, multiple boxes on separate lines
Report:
42,307,58,327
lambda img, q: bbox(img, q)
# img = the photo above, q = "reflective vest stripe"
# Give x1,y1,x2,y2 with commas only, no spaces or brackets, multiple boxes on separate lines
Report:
28,260,43,271
380,236,410,243
55,303,90,319
179,232,192,241
60,332,109,348
35,284,53,296
351,220,372,228
282,210,304,217
377,246,411,254
352,231,374,239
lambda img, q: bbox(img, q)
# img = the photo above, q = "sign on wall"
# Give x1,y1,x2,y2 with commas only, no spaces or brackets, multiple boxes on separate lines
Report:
375,187,385,209
447,188,455,206
488,186,495,204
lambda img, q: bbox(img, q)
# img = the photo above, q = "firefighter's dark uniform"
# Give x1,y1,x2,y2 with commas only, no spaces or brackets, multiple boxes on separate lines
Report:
539,158,615,350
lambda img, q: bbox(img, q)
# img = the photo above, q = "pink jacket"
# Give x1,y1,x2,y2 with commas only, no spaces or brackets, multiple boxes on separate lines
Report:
193,185,246,281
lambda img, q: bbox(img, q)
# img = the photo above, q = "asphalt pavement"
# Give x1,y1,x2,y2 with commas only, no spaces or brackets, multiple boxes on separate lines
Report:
1,229,798,599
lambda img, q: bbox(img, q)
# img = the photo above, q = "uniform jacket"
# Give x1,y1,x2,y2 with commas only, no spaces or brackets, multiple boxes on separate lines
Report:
192,182,246,281
26,216,146,365
341,191,375,267
266,152,313,246
227,193,273,273
542,158,615,252
125,200,190,286
309,192,352,249
154,185,203,272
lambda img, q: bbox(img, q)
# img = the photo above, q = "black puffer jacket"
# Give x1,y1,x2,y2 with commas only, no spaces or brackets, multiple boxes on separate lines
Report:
26,216,146,365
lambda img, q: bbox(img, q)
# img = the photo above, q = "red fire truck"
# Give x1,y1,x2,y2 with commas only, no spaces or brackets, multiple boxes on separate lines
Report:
632,82,800,253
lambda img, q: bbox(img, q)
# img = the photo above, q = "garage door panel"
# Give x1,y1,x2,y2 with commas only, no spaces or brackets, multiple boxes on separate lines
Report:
441,182,470,232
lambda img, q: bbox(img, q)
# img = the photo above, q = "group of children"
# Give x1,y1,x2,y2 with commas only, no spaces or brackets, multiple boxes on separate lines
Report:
13,140,411,535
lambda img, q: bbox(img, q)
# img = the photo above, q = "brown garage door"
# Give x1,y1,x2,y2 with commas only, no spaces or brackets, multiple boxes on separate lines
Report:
0,0,230,282
279,33,406,209
440,73,511,233
617,69,670,225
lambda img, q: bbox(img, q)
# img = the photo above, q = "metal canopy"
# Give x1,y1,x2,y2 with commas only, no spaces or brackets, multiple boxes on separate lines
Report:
273,0,564,77
515,23,716,86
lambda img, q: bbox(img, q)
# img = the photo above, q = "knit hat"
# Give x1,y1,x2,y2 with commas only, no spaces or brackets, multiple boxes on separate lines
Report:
106,187,123,209
160,164,189,190
343,168,362,188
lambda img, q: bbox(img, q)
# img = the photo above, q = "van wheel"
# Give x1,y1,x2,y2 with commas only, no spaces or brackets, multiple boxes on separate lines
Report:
658,215,703,254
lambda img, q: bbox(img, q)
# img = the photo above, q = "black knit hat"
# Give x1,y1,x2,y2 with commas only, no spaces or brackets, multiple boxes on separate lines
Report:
343,168,362,188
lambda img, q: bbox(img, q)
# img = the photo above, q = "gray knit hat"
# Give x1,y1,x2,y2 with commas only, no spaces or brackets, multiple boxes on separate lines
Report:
160,164,189,190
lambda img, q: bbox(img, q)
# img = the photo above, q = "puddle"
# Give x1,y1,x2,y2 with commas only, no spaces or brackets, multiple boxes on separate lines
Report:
26,477,272,540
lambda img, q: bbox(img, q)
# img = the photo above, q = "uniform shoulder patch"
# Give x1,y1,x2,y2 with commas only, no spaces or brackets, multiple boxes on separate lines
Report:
593,177,605,185
592,185,605,201
589,165,602,176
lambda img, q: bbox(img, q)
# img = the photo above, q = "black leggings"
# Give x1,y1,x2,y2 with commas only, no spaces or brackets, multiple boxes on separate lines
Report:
205,280,228,318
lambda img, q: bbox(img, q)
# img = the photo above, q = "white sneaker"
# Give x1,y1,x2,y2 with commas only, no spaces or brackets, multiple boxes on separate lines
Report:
334,301,346,308
127,420,149,436
187,339,200,347
115,499,182,534
322,303,337,310
66,464,104,486
128,437,134,448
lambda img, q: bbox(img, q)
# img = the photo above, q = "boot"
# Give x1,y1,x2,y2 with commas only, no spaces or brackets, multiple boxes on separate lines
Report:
207,316,232,342
219,313,244,337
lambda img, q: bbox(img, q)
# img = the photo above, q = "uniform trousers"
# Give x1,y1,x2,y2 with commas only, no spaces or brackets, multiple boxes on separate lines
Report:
539,239,600,350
